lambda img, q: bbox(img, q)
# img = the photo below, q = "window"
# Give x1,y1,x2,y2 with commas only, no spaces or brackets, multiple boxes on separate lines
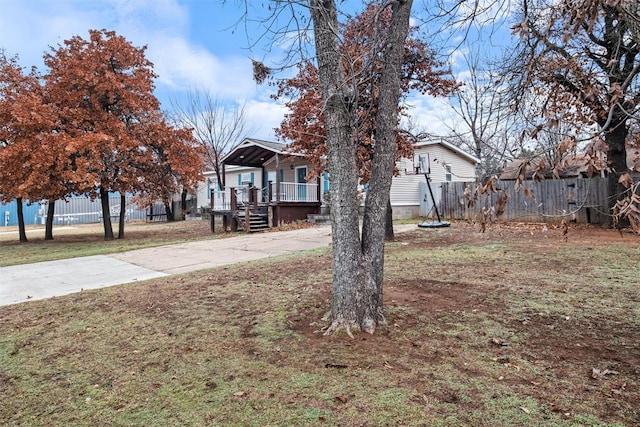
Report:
445,164,452,182
239,172,254,185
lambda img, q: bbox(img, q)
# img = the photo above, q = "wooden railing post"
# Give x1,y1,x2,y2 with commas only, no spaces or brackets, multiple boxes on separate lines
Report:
230,187,237,211
251,186,259,210
244,207,250,232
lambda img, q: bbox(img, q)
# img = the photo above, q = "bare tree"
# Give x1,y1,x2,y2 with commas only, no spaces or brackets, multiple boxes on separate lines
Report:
171,89,250,190
621,0,640,44
505,0,640,224
445,49,518,180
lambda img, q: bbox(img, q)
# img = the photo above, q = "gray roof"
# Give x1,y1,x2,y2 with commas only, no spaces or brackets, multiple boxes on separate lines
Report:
222,138,302,167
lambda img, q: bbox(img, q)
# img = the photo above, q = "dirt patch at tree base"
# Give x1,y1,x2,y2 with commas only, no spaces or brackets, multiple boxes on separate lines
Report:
286,222,639,424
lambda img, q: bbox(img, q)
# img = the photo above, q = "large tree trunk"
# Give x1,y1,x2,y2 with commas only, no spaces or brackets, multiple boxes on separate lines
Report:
100,186,114,240
181,189,188,220
118,194,126,239
164,202,175,222
361,0,412,329
16,197,28,243
311,0,368,335
45,201,55,240
605,116,630,227
385,200,394,241
311,0,412,335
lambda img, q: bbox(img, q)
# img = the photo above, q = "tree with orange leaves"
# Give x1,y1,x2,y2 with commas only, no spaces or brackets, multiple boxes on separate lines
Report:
274,3,459,239
131,112,205,229
276,4,458,181
0,51,75,242
0,52,38,242
43,29,203,239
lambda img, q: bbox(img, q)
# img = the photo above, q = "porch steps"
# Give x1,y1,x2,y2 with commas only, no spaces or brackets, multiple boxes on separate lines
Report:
235,212,270,232
248,214,269,232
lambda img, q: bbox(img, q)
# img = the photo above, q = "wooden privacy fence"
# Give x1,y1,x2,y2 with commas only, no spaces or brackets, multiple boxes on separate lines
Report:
440,177,610,225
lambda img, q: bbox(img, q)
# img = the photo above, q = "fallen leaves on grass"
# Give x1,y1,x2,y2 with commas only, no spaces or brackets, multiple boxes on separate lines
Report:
325,363,348,369
591,368,619,379
334,395,349,404
490,337,509,347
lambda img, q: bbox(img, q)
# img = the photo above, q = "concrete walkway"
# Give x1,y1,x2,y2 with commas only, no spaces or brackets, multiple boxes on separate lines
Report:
0,226,333,306
0,224,418,307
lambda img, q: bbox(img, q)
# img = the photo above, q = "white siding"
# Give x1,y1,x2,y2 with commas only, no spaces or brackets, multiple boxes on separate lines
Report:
196,167,264,209
390,145,476,208
195,179,211,209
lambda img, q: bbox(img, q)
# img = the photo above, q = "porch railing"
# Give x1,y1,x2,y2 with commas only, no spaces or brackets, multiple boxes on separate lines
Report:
212,182,318,210
272,182,319,203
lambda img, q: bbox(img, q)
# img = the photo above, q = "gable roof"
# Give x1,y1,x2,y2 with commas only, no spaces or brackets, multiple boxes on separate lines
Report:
222,138,303,167
499,154,606,180
499,144,640,180
415,139,480,164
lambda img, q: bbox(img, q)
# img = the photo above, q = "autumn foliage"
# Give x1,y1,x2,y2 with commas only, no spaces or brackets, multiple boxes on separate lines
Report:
274,3,459,182
511,0,639,228
0,30,204,240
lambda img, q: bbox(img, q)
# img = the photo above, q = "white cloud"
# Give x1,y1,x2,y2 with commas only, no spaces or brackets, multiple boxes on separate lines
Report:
0,0,258,100
150,38,256,98
404,94,458,137
0,1,105,66
108,0,188,34
243,99,289,141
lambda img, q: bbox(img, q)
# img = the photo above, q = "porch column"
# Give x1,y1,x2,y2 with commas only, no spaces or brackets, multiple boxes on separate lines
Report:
222,163,226,189
275,154,281,203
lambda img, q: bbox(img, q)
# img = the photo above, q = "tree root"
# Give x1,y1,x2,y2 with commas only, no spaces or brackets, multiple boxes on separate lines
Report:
323,320,358,338
323,315,382,337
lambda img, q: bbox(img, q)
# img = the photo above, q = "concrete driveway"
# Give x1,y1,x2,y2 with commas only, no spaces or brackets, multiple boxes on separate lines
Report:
0,226,333,306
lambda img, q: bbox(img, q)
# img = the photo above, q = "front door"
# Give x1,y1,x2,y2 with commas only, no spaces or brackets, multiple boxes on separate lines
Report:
296,166,307,201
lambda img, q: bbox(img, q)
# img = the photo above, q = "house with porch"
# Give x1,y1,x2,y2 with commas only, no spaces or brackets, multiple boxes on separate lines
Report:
198,137,477,231
204,138,327,232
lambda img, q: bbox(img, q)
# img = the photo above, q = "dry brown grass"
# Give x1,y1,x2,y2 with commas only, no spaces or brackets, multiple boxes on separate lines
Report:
1,222,638,426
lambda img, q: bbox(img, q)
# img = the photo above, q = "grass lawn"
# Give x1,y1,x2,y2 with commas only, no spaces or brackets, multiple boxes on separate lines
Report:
0,222,638,425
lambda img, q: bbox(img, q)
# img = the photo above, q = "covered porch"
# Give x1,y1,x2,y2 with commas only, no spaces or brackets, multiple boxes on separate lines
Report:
211,138,322,232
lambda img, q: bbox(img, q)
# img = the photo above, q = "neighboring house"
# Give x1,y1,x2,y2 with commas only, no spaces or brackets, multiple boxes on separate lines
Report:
499,154,608,181
390,139,479,219
0,194,149,227
499,144,640,181
196,165,262,213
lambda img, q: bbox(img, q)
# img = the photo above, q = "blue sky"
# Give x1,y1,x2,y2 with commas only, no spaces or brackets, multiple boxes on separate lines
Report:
0,0,512,141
